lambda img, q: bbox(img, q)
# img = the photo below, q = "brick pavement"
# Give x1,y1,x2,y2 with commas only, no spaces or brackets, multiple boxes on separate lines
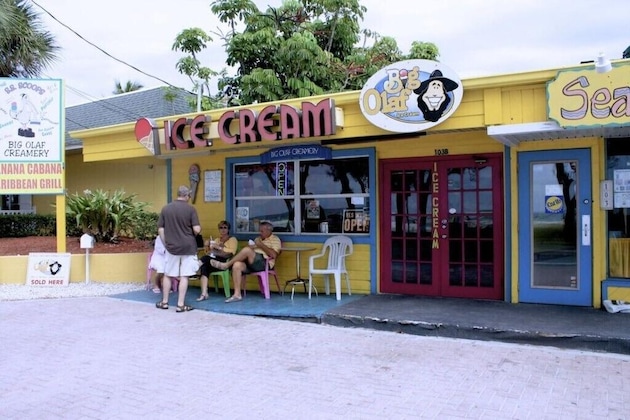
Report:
1,297,629,419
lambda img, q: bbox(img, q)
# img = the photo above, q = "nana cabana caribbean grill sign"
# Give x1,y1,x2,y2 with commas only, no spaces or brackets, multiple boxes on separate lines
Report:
359,59,463,133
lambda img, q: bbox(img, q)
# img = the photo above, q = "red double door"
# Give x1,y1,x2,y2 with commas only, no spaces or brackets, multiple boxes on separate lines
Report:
379,155,504,299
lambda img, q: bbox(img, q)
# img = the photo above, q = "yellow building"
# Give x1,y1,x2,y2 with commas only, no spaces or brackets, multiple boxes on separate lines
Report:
54,59,630,307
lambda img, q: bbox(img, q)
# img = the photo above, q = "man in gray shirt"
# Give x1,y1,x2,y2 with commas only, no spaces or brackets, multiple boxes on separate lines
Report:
156,185,201,312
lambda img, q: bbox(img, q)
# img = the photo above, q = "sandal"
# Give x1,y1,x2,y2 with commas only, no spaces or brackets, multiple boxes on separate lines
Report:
225,295,242,303
176,305,194,312
155,301,169,310
196,294,208,302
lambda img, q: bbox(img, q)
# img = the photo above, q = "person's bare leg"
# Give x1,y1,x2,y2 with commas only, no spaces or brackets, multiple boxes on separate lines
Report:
151,271,160,290
160,275,171,304
198,275,208,299
177,276,189,307
212,248,256,270
229,261,246,299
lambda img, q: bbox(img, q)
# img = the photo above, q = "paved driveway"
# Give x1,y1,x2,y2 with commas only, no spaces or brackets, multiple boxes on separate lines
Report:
1,297,629,419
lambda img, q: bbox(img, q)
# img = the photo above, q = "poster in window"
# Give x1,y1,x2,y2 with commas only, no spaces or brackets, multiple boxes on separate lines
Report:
236,207,249,232
306,200,321,219
204,169,222,202
342,209,370,233
613,170,630,208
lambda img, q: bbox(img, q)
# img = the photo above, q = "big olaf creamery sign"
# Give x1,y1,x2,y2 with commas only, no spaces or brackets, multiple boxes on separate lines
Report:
359,59,463,133
0,78,64,194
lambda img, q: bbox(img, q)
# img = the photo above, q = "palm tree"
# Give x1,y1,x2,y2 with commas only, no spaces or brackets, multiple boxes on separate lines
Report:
0,0,59,77
113,79,144,94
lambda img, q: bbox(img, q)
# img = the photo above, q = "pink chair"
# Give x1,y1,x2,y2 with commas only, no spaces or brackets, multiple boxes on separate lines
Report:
242,258,281,299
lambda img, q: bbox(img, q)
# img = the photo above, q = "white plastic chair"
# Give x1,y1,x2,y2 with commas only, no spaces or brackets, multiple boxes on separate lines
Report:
308,235,353,300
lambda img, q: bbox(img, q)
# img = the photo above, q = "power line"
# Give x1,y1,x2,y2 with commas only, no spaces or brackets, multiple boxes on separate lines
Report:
30,0,193,94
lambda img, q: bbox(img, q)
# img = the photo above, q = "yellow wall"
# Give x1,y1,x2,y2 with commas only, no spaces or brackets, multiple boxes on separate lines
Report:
606,287,630,302
0,253,150,285
33,153,168,214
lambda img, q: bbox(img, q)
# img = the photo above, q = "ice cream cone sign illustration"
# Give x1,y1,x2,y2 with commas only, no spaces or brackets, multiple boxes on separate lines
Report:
189,164,201,203
134,117,160,155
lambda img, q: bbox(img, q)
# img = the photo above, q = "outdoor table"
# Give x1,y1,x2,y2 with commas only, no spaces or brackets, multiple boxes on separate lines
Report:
280,246,315,298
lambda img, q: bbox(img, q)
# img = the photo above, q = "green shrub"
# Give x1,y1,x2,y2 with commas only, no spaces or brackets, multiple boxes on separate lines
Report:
128,211,159,240
0,208,158,240
66,189,150,242
0,214,56,237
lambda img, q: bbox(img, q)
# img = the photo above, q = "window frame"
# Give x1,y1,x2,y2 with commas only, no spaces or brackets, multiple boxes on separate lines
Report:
226,147,375,245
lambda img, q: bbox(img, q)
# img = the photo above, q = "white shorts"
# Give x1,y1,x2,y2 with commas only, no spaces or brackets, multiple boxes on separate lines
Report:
164,251,199,278
149,251,166,273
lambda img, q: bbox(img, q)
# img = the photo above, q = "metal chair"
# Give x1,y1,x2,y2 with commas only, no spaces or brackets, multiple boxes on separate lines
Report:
308,235,353,300
242,258,281,299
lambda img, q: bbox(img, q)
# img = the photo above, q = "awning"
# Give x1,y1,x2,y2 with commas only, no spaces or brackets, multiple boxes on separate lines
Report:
487,121,630,146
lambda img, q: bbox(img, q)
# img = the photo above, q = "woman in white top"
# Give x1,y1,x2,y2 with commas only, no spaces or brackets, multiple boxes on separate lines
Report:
148,235,166,293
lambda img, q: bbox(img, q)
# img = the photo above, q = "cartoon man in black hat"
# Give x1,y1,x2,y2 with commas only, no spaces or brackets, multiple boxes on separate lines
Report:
413,70,459,122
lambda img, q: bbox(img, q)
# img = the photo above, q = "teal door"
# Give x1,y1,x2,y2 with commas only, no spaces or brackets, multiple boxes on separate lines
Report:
518,149,592,306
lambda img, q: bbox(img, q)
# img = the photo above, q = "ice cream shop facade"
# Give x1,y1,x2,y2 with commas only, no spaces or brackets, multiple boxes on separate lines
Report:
75,58,630,308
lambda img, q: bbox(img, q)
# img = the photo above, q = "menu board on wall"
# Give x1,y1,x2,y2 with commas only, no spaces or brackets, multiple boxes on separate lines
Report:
204,169,222,202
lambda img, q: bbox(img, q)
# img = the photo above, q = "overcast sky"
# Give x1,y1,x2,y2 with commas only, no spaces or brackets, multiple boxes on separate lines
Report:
31,0,630,107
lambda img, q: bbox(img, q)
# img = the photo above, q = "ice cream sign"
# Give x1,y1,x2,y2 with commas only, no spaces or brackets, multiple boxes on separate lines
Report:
359,59,463,133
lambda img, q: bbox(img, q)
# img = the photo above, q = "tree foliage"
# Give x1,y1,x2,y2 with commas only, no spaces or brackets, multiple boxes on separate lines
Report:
0,0,59,78
172,0,439,108
112,79,144,94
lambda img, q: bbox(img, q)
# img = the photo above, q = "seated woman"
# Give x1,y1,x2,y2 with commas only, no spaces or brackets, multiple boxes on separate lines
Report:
196,221,238,301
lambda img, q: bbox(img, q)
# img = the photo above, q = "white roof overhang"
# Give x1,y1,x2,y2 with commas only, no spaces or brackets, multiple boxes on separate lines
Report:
487,121,630,147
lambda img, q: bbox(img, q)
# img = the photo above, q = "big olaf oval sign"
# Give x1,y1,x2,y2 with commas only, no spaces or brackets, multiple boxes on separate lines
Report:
359,59,463,133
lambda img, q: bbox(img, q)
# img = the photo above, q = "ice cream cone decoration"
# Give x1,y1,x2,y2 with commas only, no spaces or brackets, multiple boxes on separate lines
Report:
189,164,201,203
134,118,159,155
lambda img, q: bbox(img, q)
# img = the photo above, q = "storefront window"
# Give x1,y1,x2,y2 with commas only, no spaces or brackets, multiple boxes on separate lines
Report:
233,156,370,235
1,195,19,211
606,138,630,278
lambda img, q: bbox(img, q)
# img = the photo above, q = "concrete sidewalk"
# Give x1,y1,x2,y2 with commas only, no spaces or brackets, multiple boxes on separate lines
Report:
322,295,630,355
114,287,630,355
2,297,629,419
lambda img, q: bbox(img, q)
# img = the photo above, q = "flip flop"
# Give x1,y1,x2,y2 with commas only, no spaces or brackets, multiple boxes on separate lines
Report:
225,296,242,303
176,305,194,313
